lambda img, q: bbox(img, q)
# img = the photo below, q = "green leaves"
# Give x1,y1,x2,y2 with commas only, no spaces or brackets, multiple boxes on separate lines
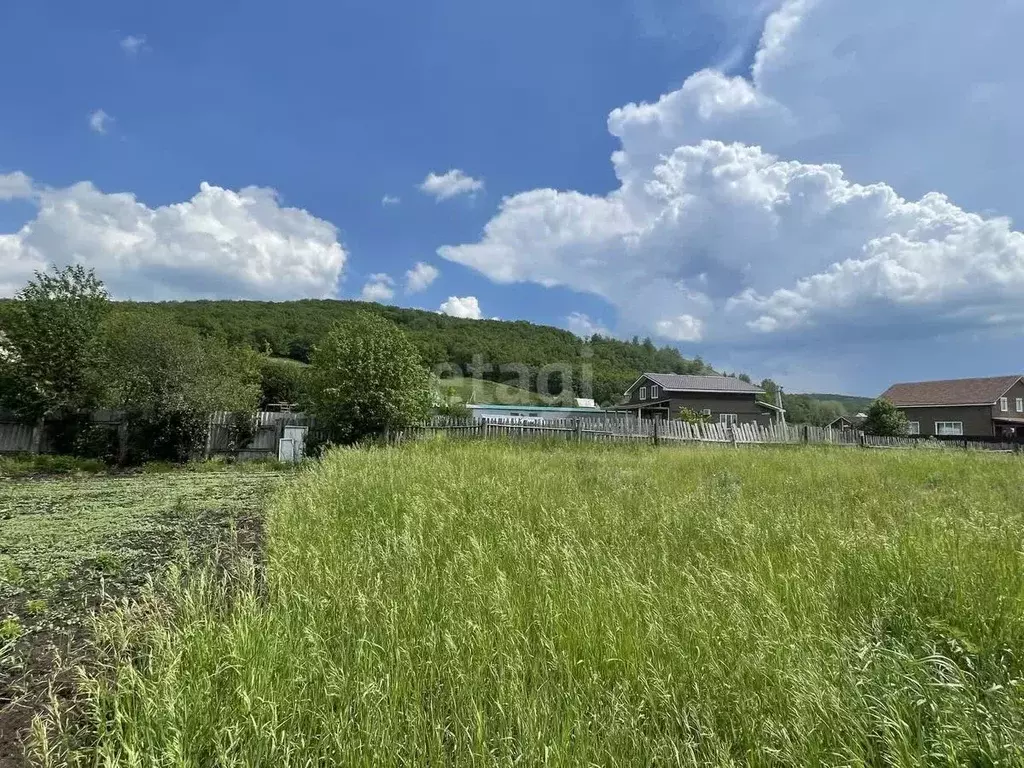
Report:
863,398,911,437
0,266,110,418
98,311,261,416
304,312,432,443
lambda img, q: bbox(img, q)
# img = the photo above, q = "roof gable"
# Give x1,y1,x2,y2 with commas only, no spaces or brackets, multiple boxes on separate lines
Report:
880,375,1023,406
626,373,764,395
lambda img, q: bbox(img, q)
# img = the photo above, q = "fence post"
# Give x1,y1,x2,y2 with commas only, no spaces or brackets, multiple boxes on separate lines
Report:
117,416,129,465
203,413,214,460
29,417,43,455
802,425,809,444
730,425,738,447
653,417,660,446
859,431,866,448
478,419,486,440
574,419,583,443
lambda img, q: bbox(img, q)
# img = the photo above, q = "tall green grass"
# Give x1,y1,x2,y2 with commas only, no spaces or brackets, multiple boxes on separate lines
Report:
43,442,1024,766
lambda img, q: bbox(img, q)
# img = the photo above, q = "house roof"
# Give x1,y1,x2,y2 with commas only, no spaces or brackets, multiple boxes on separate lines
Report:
827,415,863,427
467,404,606,413
629,373,765,395
879,375,1023,407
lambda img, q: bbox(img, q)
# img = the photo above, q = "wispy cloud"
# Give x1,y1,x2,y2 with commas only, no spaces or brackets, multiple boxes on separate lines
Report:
88,109,113,135
419,169,484,201
381,194,401,206
565,312,612,339
120,35,147,56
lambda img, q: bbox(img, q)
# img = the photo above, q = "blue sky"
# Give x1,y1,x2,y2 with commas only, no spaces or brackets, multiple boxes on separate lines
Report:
2,0,1023,396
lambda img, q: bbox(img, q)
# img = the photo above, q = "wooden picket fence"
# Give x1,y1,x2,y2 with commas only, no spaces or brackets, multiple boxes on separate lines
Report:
402,416,1021,452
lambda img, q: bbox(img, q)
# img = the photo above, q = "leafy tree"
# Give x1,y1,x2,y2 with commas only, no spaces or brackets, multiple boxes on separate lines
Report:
758,378,780,404
675,407,710,424
259,357,307,407
0,266,109,418
861,398,910,437
304,312,433,443
435,385,471,418
97,312,261,462
99,312,261,415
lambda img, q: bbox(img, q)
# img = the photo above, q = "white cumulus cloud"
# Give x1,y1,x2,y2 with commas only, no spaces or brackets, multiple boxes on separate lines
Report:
419,169,484,201
360,273,396,302
405,262,439,293
439,0,1024,363
88,109,112,134
0,178,347,300
439,296,483,319
654,315,704,343
0,172,34,201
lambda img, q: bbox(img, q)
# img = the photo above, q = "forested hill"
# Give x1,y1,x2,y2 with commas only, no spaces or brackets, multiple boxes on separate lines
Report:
122,300,712,405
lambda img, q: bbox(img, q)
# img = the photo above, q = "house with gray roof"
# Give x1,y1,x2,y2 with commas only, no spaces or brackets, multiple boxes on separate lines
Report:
613,373,784,426
879,375,1024,438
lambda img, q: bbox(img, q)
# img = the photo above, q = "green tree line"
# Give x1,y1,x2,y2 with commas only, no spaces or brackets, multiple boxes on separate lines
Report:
111,299,713,405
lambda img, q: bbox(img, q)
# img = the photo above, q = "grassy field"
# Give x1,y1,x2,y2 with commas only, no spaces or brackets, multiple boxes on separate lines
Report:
0,465,288,765
441,376,550,406
35,443,1024,766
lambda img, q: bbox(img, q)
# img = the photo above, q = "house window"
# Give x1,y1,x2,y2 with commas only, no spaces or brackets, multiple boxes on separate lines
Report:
719,414,738,426
908,421,920,435
1000,397,1009,412
701,409,712,417
528,412,540,417
935,421,964,436
639,386,647,400
651,385,659,399
1017,398,1023,412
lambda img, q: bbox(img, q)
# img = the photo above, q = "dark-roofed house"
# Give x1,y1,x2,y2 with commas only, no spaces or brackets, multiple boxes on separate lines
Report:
614,374,784,426
879,375,1024,439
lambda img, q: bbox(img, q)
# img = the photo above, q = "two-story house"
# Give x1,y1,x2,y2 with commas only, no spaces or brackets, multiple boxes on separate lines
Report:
879,375,1024,439
614,374,784,426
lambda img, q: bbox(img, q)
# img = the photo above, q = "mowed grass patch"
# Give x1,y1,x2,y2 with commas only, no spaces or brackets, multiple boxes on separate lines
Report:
0,469,287,765
51,443,1024,767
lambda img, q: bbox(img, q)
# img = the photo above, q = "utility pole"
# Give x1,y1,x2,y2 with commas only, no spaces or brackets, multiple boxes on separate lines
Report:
776,386,787,429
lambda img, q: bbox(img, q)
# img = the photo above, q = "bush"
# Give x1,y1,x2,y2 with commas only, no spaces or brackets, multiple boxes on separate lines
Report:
259,358,307,408
675,407,710,424
0,454,107,477
862,398,910,437
124,411,209,465
304,312,433,444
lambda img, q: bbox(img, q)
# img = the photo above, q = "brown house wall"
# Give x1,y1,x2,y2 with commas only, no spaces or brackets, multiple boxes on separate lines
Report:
897,405,994,437
627,376,665,404
626,377,773,426
992,380,1024,420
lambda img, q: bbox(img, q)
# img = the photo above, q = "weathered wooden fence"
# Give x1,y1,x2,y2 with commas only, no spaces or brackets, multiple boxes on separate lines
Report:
0,410,310,460
403,417,1021,452
2,410,1019,456
206,411,311,460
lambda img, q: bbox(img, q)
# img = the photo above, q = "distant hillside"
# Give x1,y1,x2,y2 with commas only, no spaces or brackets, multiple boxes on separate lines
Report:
441,377,550,406
798,393,874,413
780,392,875,427
119,300,712,405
